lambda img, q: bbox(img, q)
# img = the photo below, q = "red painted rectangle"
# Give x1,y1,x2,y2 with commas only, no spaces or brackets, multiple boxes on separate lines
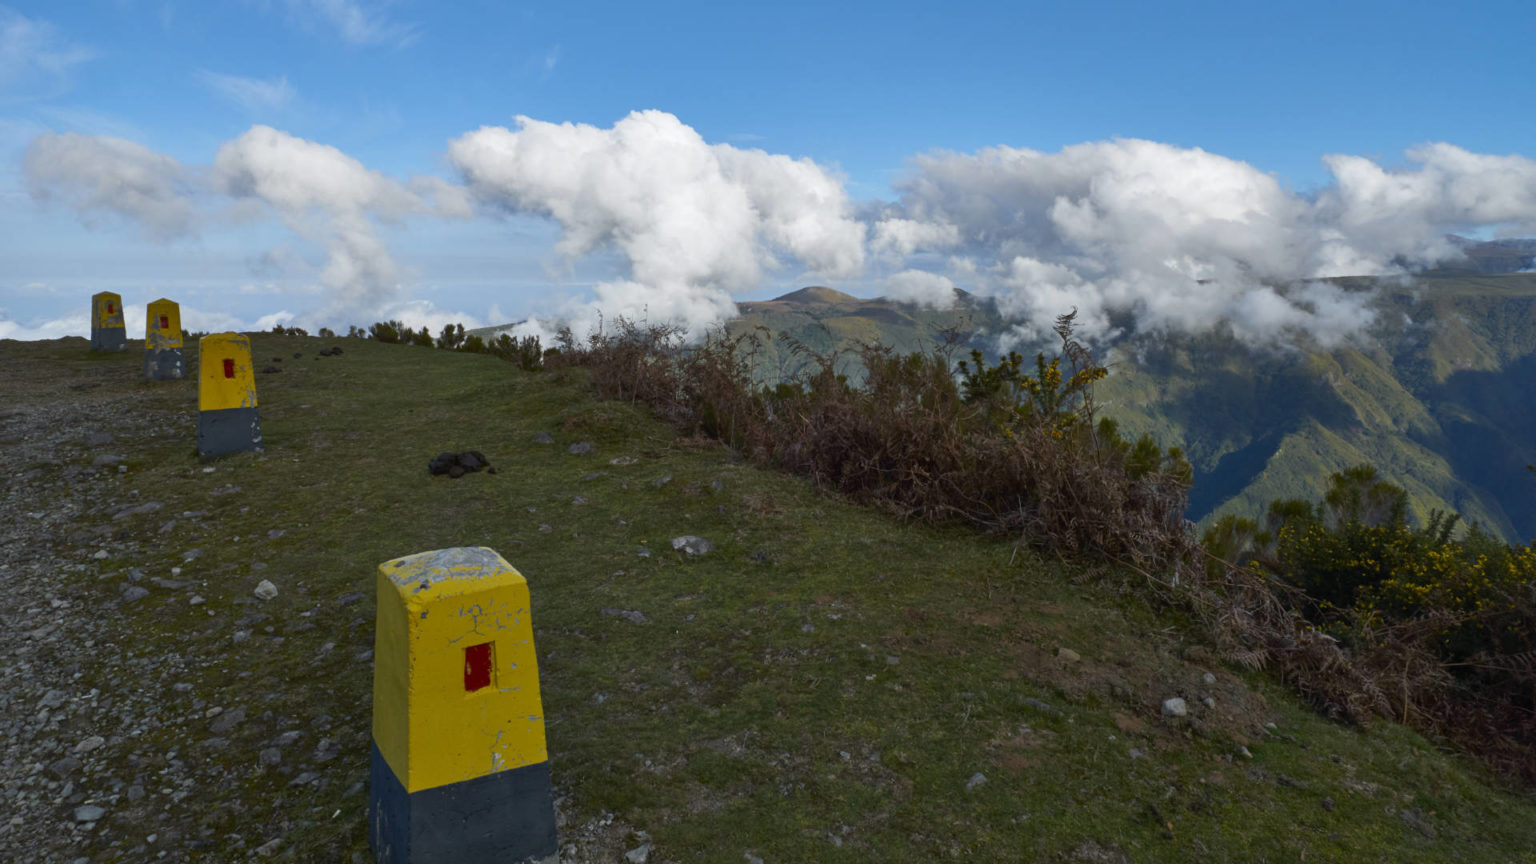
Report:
159,315,169,329
464,642,493,692
223,358,235,378
107,302,115,314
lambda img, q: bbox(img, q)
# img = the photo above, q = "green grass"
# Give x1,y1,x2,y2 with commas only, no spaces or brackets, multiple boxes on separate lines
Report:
30,335,1536,862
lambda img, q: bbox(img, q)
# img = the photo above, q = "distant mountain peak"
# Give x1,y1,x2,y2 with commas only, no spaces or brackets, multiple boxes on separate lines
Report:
769,286,859,305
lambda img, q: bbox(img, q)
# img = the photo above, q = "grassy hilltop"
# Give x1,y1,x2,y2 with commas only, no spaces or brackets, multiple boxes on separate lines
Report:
5,335,1535,863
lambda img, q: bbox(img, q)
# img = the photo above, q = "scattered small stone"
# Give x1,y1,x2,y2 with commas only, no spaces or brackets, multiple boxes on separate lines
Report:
259,747,282,767
92,550,109,560
289,772,321,786
183,548,203,561
73,805,106,823
125,784,144,802
624,843,651,864
652,474,672,488
568,441,592,455
91,453,123,467
39,689,68,709
1023,698,1062,717
210,707,246,734
609,456,637,466
1056,647,1081,662
112,501,163,520
1398,808,1436,839
48,757,82,780
671,535,714,556
268,529,286,539
1201,696,1216,709
531,432,554,444
601,608,648,624
744,854,764,864
254,580,279,601
965,772,988,792
84,432,114,446
336,591,365,606
1161,697,1189,718
74,735,106,754
121,585,150,604
1322,796,1335,812
255,837,284,857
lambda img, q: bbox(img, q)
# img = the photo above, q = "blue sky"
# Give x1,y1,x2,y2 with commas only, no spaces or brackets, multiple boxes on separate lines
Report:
3,0,1535,342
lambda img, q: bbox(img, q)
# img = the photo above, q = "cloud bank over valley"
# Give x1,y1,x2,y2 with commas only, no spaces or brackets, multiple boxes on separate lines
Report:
14,111,1536,348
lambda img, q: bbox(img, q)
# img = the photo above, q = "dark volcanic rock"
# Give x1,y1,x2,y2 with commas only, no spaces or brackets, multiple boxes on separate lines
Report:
429,450,494,478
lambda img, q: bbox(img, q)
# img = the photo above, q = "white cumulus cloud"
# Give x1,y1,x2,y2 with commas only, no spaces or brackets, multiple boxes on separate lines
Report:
25,124,468,324
448,109,866,337
24,132,193,239
884,138,1536,346
884,270,956,309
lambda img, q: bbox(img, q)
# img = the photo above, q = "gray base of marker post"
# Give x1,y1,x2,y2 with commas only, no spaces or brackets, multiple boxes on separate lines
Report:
197,406,262,458
91,329,126,352
144,348,185,380
368,743,557,864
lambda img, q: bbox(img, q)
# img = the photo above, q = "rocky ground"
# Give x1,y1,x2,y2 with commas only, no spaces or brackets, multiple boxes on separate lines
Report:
0,347,636,863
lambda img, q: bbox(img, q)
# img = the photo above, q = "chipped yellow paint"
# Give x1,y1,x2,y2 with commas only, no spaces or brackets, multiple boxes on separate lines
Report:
372,547,548,794
92,291,125,330
144,298,182,349
198,333,258,412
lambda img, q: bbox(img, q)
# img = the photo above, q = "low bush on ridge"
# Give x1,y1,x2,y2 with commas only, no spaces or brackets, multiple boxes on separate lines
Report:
1207,468,1536,783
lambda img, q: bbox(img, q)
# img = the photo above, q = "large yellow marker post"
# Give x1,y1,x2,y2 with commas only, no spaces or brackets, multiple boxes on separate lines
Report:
143,298,184,380
90,291,126,351
196,332,262,458
369,547,557,864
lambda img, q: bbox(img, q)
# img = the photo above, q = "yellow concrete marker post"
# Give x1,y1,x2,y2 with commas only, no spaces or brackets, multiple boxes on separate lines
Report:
196,332,262,458
369,547,557,864
90,291,126,351
143,298,184,380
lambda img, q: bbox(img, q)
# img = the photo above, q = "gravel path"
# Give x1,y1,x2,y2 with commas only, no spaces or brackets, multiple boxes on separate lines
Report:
0,352,191,862
0,344,640,863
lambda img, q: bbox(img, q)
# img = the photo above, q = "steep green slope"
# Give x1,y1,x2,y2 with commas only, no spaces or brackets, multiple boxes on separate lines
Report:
1096,273,1536,541
723,275,1536,543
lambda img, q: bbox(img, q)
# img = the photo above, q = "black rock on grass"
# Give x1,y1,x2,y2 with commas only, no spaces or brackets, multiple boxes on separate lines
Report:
428,450,496,478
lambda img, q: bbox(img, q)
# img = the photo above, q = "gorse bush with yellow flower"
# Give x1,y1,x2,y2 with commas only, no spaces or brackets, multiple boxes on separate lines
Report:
1205,465,1536,780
